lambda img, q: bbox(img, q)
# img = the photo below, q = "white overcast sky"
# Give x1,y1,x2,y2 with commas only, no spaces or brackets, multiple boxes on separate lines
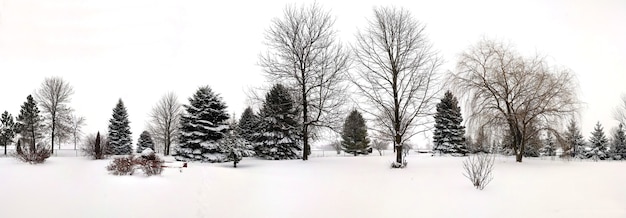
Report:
0,0,624,145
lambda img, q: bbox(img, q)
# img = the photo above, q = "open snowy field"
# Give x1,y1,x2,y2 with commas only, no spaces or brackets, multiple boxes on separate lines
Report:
1,153,626,218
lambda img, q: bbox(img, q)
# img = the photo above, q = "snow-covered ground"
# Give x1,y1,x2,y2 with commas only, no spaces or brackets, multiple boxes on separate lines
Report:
1,152,626,218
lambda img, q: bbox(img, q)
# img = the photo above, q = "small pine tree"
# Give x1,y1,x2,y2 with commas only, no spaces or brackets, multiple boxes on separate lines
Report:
108,99,133,155
238,107,258,144
94,131,103,159
221,130,255,168
254,84,301,160
611,123,626,159
136,131,155,154
587,122,609,160
1,111,16,155
564,120,586,158
16,95,45,151
341,110,370,156
174,86,230,162
541,133,556,156
432,91,468,155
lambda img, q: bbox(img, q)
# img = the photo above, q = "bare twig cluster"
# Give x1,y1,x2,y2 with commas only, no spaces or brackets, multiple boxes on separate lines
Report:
462,152,495,190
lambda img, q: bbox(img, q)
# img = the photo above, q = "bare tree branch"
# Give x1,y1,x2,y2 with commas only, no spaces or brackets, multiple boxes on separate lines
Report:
352,6,442,167
35,77,74,154
146,92,182,156
614,94,626,125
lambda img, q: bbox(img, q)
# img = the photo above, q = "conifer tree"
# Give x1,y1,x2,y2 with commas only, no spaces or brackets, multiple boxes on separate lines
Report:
221,122,255,167
136,131,155,154
564,120,586,158
541,133,556,156
238,107,258,144
174,86,230,162
16,95,45,151
611,123,626,159
255,84,301,160
1,111,16,155
340,110,370,156
432,91,468,155
108,99,132,155
587,122,609,160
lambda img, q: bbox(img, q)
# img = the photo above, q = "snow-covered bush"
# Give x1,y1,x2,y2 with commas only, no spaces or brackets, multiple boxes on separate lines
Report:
106,155,135,175
462,152,495,190
106,149,164,176
15,140,50,164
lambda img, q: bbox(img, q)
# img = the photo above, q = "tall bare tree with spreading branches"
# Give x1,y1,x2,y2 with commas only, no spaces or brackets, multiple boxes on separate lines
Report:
36,77,74,154
147,92,182,156
260,2,350,161
352,6,442,167
450,38,580,162
70,114,85,150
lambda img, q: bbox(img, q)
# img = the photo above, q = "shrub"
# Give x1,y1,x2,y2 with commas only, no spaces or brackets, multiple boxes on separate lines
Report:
462,152,495,190
15,140,51,164
106,149,164,176
82,132,111,159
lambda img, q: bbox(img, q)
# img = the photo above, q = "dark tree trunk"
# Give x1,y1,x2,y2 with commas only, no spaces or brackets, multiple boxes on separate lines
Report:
51,115,55,154
302,81,309,161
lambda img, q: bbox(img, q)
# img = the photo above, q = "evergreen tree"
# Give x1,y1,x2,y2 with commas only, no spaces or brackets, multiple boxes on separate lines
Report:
340,110,370,156
254,84,301,160
432,91,468,155
108,99,132,155
16,95,45,151
540,133,556,156
221,127,255,168
587,122,609,160
238,107,258,144
136,131,155,154
1,111,16,155
611,123,626,159
564,120,585,158
174,86,230,162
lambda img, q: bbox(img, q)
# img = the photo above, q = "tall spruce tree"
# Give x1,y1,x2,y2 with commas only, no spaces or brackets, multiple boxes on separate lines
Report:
108,99,132,155
340,110,370,156
1,111,16,155
136,131,155,154
564,120,586,158
255,84,301,160
432,91,468,155
611,123,626,159
587,122,609,160
174,86,230,162
238,107,258,144
16,95,45,151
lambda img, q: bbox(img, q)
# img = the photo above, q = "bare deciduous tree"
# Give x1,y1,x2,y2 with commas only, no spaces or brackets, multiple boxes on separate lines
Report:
614,94,626,125
260,2,350,161
352,6,442,168
371,139,388,156
147,92,182,156
36,77,74,154
450,38,580,162
70,114,85,150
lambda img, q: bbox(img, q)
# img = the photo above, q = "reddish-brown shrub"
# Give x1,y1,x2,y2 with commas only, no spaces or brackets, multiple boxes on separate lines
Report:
106,150,164,176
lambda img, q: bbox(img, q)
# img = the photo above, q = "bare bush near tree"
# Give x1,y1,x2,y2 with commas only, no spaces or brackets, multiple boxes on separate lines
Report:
81,132,110,159
463,152,495,190
147,92,182,156
614,94,626,125
352,6,442,167
371,139,388,156
260,3,350,160
36,77,74,154
450,38,580,162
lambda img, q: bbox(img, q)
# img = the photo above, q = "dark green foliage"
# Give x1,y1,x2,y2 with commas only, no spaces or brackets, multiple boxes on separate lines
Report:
95,131,102,159
254,84,301,160
238,107,258,144
108,99,132,155
587,122,609,160
611,123,626,159
341,110,370,156
16,95,45,151
1,111,16,155
433,91,468,155
136,131,155,154
175,86,230,162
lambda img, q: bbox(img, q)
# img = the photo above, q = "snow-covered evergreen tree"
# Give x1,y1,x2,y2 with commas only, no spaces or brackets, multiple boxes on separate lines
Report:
254,84,301,160
611,123,626,159
136,131,155,154
586,122,609,160
564,120,586,158
341,109,370,156
108,99,132,155
221,128,255,168
16,95,45,150
238,107,258,144
174,86,230,162
1,111,16,155
432,91,468,155
540,133,556,156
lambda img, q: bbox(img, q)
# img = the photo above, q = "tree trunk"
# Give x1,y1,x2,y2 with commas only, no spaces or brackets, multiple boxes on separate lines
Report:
51,116,56,154
302,81,309,161
395,134,403,165
3,143,6,155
